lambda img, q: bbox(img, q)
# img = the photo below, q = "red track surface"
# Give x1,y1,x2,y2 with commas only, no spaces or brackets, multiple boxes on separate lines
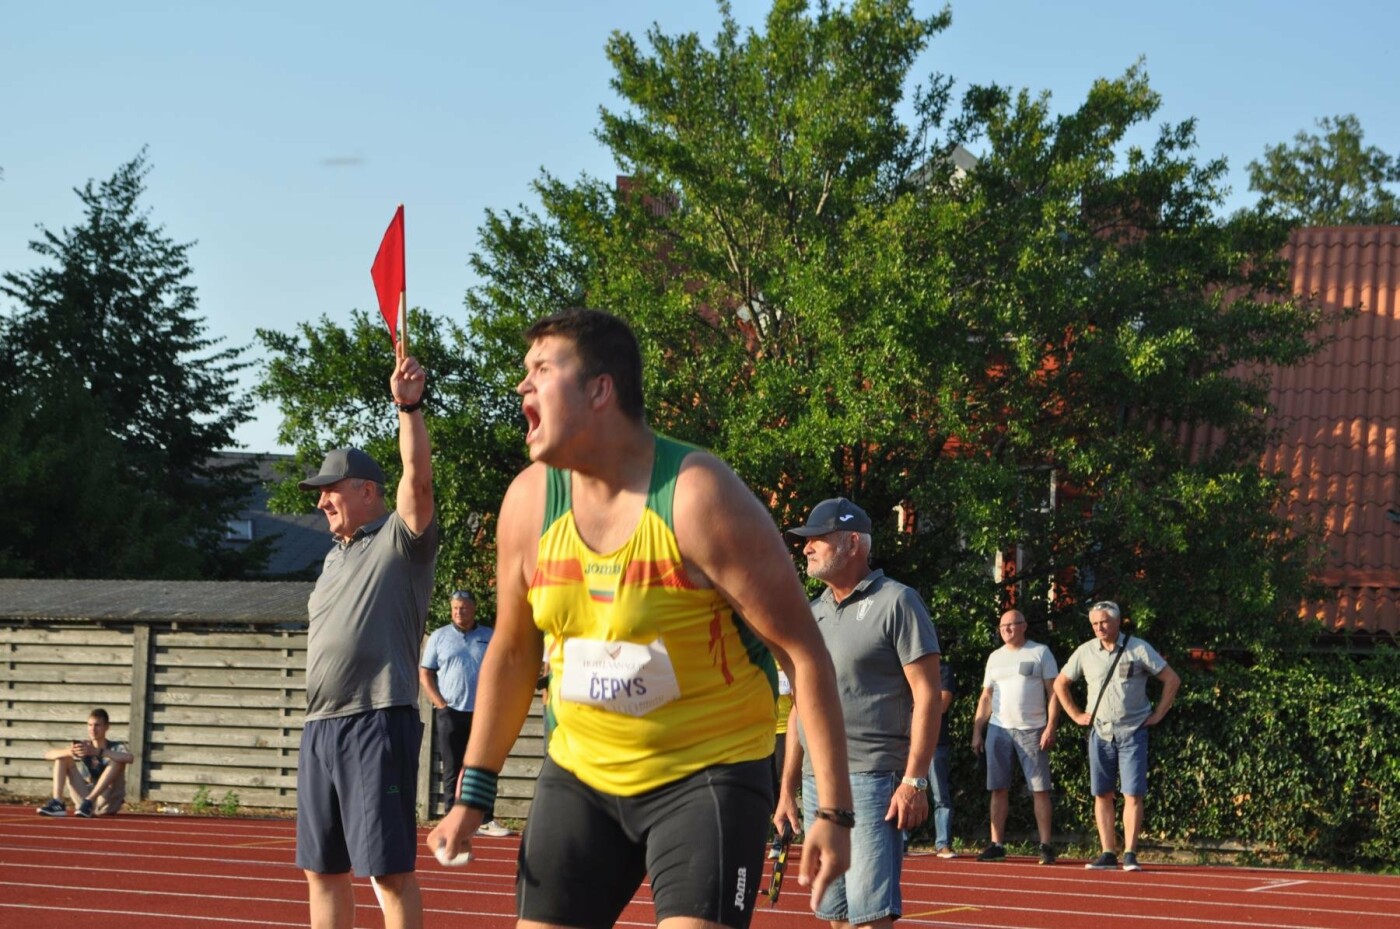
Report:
3,805,1397,928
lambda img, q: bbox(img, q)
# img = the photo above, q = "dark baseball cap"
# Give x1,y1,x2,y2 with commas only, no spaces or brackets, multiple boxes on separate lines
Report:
785,497,873,538
297,448,387,491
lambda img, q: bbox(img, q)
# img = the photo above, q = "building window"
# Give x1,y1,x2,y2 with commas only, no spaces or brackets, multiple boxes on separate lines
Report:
225,519,254,542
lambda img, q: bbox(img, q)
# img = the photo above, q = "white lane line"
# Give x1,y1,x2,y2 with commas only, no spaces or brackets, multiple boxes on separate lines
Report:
893,885,1397,925
0,901,523,928
899,873,1389,906
1248,879,1310,892
896,899,1387,929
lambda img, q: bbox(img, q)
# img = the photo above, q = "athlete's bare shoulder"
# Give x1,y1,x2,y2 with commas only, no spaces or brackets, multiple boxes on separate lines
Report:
672,449,783,575
498,461,549,583
673,449,753,516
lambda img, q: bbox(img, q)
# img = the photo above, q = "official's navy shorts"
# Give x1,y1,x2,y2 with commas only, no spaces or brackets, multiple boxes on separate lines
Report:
295,706,422,877
517,755,772,929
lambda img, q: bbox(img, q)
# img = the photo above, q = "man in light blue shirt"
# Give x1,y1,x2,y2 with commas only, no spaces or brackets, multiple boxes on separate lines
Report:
420,590,506,835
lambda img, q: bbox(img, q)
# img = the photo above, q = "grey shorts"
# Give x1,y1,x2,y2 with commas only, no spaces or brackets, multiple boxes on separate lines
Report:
986,724,1052,792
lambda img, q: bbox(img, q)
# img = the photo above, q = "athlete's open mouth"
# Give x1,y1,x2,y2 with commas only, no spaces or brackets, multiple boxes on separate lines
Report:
523,403,541,441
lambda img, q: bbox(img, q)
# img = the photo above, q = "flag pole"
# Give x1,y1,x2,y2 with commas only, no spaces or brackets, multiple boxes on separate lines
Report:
399,291,408,355
399,204,408,355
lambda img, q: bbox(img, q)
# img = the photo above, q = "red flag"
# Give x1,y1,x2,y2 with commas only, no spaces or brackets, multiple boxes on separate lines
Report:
370,205,405,347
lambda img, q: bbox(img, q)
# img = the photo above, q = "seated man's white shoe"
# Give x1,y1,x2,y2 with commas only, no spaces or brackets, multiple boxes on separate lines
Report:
476,819,510,837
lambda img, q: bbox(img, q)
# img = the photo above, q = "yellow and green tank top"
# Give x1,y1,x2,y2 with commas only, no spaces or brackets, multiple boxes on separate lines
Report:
529,434,777,795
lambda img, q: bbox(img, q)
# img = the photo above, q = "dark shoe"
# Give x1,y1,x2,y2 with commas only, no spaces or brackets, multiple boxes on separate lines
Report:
1122,851,1142,871
37,798,66,817
76,799,94,818
1085,851,1118,870
1038,843,1057,865
976,842,1006,861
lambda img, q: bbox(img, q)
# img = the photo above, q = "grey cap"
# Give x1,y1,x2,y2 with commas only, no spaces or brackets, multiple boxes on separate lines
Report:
785,497,873,538
297,448,387,491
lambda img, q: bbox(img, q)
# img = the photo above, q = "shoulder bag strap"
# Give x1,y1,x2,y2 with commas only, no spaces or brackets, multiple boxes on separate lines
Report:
1087,633,1130,730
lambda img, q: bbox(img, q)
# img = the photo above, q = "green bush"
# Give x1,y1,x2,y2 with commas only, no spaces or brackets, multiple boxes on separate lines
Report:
1150,653,1399,866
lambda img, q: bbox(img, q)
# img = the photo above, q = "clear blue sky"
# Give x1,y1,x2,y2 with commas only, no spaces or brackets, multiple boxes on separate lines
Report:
3,1,1396,453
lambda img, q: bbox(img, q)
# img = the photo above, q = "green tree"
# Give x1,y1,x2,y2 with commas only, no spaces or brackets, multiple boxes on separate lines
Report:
1247,113,1400,225
261,0,1329,661
459,2,1327,658
0,150,261,578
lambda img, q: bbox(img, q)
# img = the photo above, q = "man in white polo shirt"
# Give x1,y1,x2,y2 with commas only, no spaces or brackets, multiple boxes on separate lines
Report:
971,609,1061,865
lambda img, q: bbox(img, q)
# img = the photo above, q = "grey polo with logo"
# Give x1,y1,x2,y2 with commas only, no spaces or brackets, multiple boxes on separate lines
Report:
305,510,439,721
1060,633,1168,739
798,569,941,774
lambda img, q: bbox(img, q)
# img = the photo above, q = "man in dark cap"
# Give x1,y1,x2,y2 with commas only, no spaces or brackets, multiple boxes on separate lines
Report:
775,497,943,929
295,343,437,929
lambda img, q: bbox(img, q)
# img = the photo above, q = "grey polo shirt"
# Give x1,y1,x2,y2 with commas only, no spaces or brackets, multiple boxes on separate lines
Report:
799,569,941,774
305,510,439,721
1060,633,1168,739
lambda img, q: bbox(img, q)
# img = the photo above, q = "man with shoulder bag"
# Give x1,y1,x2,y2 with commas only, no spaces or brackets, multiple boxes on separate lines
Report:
1053,601,1179,873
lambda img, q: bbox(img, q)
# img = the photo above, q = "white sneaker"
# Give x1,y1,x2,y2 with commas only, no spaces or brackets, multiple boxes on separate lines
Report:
476,819,510,837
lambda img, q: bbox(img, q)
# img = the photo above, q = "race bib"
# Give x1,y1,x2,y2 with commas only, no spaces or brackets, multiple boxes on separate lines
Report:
560,637,681,717
777,669,791,696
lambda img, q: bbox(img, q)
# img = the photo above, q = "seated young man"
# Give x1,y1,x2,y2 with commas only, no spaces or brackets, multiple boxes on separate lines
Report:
38,708,132,817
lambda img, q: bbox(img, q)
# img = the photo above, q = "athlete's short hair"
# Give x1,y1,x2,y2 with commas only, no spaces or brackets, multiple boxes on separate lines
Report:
524,308,646,421
89,708,110,725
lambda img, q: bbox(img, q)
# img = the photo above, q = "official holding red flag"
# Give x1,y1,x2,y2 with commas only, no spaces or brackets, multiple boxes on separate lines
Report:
294,205,436,929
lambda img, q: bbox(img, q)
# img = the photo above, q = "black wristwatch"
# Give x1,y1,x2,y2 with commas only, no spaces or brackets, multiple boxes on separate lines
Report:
395,399,424,414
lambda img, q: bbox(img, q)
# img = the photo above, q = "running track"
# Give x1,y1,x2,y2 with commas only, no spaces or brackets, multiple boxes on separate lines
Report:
2,806,1396,928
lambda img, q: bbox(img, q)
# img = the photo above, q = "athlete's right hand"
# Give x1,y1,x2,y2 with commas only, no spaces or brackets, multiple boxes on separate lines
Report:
426,804,482,868
772,792,802,840
797,817,850,912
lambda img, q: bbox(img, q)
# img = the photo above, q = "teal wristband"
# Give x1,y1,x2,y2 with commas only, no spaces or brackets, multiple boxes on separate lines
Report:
457,766,498,812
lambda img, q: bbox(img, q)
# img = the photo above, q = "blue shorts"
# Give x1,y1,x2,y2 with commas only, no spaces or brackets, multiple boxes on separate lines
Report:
295,706,422,877
803,771,902,924
518,756,771,929
1089,727,1149,797
986,724,1052,792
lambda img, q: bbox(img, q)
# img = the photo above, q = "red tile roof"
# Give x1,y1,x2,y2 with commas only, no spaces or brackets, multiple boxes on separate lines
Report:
1269,227,1400,636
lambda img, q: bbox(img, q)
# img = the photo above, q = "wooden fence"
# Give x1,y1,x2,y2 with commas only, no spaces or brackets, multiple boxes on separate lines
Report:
0,580,542,820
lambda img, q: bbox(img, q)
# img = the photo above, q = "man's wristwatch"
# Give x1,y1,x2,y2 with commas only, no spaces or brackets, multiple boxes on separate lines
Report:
395,399,424,413
901,776,930,790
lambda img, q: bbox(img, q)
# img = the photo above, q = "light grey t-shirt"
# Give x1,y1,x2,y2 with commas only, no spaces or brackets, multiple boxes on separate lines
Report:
304,510,439,721
799,569,941,774
1060,633,1167,739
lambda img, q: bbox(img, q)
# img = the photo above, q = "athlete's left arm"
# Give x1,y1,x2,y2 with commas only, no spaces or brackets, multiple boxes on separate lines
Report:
673,453,851,908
